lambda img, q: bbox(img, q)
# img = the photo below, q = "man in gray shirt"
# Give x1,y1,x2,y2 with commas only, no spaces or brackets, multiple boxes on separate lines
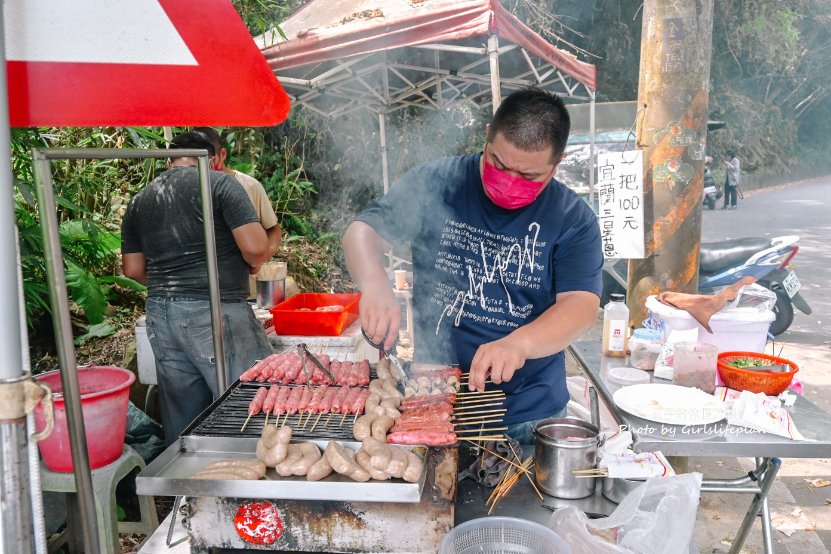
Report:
122,132,273,445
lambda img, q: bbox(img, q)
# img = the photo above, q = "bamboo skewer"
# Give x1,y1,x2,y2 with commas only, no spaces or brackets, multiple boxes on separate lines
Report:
455,426,508,434
462,435,506,441
339,413,347,427
456,392,505,398
486,455,535,513
452,417,504,426
309,413,322,432
456,390,504,397
240,413,253,433
454,408,507,416
264,413,270,427
454,401,504,410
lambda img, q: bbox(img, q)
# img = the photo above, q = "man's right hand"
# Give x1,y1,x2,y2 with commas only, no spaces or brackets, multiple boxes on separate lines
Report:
359,280,400,352
342,221,400,351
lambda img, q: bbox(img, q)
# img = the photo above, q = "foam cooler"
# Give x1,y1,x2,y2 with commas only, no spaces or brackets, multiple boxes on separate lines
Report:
645,295,774,354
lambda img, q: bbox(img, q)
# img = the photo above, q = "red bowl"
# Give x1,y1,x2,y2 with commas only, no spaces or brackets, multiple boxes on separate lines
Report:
716,351,798,395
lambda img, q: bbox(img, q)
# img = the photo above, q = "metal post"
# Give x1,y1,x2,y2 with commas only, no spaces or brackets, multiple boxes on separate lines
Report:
729,458,780,554
0,5,35,550
488,35,502,114
0,391,33,554
27,148,222,553
628,0,715,325
196,157,228,392
32,152,101,553
0,4,24,379
379,112,390,194
588,92,596,210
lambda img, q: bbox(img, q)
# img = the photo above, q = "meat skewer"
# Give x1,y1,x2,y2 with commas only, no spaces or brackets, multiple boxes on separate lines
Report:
350,388,370,415
286,385,304,420
273,385,291,421
242,386,268,432
330,386,350,414
263,384,281,425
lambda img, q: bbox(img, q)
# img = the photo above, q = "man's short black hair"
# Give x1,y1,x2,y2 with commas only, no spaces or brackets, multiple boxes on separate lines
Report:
726,148,736,159
170,132,215,157
192,127,223,153
488,88,570,158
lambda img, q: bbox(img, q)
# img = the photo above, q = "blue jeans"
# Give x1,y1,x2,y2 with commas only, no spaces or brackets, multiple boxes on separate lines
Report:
505,405,569,445
145,297,273,446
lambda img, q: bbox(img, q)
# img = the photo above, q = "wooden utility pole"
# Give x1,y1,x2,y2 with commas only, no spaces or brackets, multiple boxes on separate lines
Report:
628,0,715,326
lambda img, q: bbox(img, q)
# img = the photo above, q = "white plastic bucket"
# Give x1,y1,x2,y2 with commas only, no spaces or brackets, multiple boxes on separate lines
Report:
645,295,773,354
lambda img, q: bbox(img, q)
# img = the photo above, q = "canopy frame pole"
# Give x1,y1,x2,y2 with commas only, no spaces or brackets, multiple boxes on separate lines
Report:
488,35,502,114
588,89,596,210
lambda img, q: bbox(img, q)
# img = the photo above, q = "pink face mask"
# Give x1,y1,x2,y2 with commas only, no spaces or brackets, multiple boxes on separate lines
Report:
482,146,555,210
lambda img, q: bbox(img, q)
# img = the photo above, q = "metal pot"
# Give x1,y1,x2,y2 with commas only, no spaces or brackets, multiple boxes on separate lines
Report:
256,279,285,309
533,418,599,499
601,477,646,504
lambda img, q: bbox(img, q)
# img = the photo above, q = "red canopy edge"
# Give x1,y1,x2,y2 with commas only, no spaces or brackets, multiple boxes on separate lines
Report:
262,0,595,92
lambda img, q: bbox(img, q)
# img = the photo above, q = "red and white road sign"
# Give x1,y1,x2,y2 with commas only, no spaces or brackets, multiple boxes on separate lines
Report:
4,0,290,127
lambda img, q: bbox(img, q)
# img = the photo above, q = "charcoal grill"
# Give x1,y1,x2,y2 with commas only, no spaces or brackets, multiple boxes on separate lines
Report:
137,377,459,553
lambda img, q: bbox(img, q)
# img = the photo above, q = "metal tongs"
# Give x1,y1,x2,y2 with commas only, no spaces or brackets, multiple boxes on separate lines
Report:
297,343,336,383
361,328,407,380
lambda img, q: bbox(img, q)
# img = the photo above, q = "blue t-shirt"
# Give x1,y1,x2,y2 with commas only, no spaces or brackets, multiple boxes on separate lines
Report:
356,153,602,425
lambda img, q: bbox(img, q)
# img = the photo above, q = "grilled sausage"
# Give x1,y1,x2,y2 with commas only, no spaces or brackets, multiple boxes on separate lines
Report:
324,441,370,482
370,415,395,441
289,442,322,476
356,449,391,480
353,413,378,442
362,437,391,471
306,453,334,481
402,450,424,483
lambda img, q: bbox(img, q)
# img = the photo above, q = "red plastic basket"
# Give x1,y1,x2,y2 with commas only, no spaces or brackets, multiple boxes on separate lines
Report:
716,351,798,395
269,293,360,336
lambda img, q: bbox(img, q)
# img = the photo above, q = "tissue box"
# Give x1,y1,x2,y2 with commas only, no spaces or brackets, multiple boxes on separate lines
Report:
645,295,773,354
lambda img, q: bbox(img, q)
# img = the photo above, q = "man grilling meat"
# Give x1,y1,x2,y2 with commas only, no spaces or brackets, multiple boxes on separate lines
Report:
122,131,274,445
343,88,602,444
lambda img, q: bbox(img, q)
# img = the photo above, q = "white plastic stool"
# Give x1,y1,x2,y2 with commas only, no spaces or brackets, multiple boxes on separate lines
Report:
40,444,158,553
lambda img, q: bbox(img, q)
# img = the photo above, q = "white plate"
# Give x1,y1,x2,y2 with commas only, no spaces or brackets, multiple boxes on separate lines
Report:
613,384,727,425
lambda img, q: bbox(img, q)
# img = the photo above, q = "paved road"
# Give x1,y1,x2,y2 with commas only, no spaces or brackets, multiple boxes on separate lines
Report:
700,175,831,553
701,176,831,346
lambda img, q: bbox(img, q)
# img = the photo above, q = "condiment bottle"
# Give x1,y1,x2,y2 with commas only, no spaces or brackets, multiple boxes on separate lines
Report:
602,293,629,358
628,328,663,370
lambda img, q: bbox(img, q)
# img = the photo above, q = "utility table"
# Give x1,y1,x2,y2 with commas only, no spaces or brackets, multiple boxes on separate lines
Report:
568,340,831,554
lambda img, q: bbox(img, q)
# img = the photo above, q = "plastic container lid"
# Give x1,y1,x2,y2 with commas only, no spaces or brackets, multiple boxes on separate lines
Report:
633,328,661,341
610,293,626,302
608,367,651,387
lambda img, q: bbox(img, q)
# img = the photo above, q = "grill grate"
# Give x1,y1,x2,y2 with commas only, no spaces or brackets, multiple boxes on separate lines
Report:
188,381,368,440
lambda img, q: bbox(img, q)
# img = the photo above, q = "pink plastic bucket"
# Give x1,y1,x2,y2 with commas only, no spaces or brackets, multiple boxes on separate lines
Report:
34,366,135,472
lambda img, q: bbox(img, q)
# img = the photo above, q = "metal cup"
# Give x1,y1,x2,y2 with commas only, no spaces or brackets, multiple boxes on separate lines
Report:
534,418,599,499
256,279,285,309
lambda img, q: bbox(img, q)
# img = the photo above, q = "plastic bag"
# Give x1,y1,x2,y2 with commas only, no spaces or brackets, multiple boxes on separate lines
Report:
550,473,702,554
125,401,166,463
730,283,776,312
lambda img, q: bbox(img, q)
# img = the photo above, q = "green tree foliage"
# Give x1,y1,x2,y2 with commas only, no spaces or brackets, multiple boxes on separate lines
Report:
514,0,831,175
12,128,153,333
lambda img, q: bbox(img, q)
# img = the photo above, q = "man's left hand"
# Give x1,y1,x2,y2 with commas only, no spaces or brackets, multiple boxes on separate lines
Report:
468,336,528,392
